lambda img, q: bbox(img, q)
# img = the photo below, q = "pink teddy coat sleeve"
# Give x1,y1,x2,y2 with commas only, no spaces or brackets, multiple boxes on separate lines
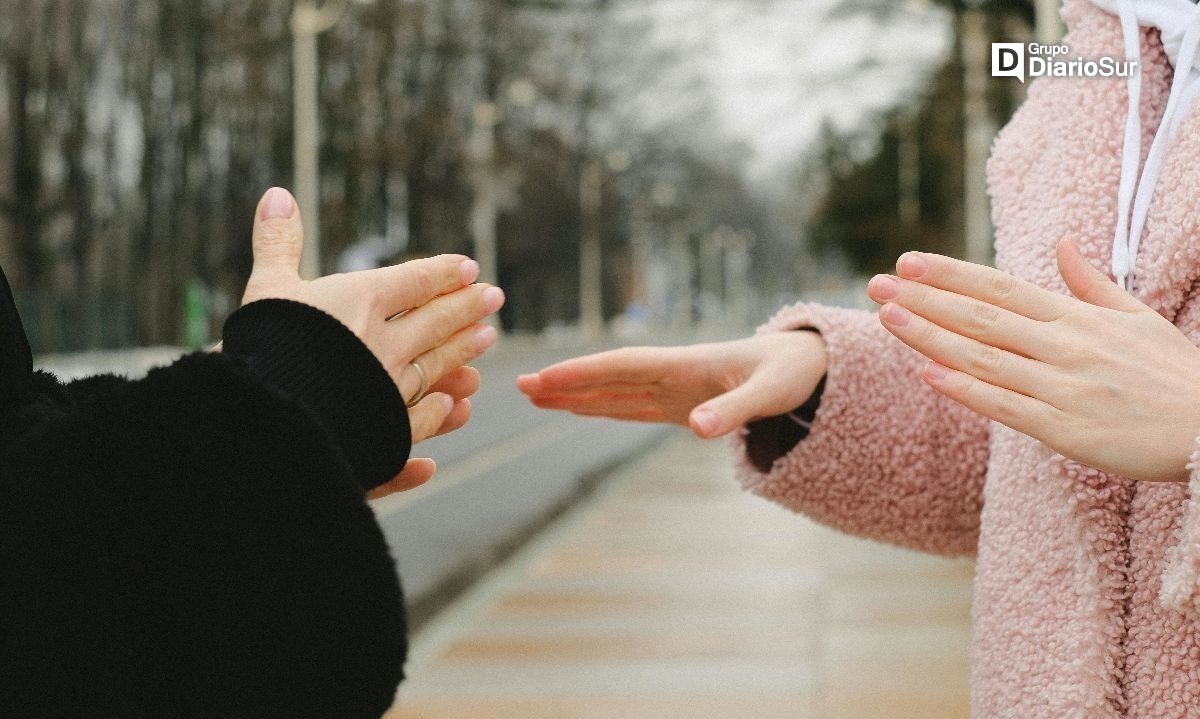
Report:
731,302,990,557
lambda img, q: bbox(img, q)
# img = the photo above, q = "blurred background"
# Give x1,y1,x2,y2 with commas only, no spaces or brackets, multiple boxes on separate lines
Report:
0,0,1047,353
3,0,1058,716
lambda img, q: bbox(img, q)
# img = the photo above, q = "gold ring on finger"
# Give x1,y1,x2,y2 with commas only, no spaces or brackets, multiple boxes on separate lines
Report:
405,360,430,408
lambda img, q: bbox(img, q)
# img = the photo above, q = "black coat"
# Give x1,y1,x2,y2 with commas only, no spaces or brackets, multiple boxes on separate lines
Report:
0,266,411,718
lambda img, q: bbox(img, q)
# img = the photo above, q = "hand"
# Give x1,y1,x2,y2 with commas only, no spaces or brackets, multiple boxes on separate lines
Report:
244,187,505,493
365,365,480,499
517,331,827,438
868,238,1200,483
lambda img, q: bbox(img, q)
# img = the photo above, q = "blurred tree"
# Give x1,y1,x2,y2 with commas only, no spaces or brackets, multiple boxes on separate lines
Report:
800,0,1035,276
0,0,910,350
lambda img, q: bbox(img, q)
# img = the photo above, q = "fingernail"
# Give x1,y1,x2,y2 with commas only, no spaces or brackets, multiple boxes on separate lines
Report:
897,252,928,279
868,275,900,301
881,303,910,327
926,363,949,382
460,259,480,285
482,286,506,313
440,393,454,412
692,408,720,436
261,187,294,220
474,324,498,351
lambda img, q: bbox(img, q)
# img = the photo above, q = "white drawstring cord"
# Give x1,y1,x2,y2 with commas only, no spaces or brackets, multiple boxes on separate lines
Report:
1124,6,1200,291
1092,0,1200,291
1113,0,1144,290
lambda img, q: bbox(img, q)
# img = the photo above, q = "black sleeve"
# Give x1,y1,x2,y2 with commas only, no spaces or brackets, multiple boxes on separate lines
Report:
0,300,409,719
222,298,411,492
743,328,826,473
744,375,826,472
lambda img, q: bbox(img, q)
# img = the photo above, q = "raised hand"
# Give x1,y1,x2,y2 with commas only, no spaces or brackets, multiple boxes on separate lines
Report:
868,238,1200,483
517,331,827,439
244,187,505,496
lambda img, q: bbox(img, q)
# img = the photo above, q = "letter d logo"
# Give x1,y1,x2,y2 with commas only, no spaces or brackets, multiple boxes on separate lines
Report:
991,43,1025,82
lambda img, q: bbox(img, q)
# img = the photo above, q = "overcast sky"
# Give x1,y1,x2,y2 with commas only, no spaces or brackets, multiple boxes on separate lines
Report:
607,0,953,180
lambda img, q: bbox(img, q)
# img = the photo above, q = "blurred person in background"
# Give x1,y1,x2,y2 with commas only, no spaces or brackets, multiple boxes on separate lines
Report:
0,187,503,717
520,1,1200,715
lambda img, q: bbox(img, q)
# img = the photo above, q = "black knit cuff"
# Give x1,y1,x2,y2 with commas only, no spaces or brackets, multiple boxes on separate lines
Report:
223,299,410,491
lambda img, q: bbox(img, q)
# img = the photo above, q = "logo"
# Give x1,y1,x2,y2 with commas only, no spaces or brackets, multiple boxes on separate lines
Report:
990,42,1138,83
992,43,1025,81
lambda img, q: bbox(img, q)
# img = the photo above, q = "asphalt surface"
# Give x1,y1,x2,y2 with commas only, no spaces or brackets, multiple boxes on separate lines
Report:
368,337,672,621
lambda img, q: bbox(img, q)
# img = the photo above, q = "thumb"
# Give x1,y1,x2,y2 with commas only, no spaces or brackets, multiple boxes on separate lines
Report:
251,187,305,279
367,458,437,499
1056,237,1145,312
689,373,779,439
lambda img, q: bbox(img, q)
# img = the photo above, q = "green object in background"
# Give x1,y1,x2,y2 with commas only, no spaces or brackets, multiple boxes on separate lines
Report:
183,278,209,350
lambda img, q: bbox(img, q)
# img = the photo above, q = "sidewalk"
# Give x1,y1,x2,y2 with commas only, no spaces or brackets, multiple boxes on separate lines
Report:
389,433,974,719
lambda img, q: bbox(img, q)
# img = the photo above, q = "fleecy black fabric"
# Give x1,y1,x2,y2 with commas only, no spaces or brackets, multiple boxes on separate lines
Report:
0,280,409,717
223,298,411,491
0,264,32,409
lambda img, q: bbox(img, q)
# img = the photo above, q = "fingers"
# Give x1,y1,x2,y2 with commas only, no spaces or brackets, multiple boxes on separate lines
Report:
408,392,455,443
250,187,304,281
523,379,656,400
370,399,472,501
689,372,783,439
515,373,542,394
1056,238,1146,312
895,251,1071,322
520,347,684,394
867,273,1054,361
878,302,1064,402
528,388,660,418
390,284,505,362
370,255,480,316
428,366,481,401
407,368,477,440
921,362,1064,440
430,398,472,439
396,324,496,401
367,458,437,499
569,406,668,422
367,372,480,500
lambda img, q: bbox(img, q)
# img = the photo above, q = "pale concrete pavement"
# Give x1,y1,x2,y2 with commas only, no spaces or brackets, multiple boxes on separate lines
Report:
388,433,974,719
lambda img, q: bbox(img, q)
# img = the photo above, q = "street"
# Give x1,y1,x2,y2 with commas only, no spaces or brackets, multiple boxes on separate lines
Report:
369,336,673,622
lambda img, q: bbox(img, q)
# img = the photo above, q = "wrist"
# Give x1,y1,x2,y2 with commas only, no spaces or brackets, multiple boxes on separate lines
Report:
754,328,828,386
793,327,828,377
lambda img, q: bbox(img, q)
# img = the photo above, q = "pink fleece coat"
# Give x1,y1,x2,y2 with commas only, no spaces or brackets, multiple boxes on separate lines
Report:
733,2,1200,716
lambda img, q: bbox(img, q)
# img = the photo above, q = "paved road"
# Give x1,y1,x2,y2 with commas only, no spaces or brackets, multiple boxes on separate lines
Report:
392,435,974,719
368,337,671,621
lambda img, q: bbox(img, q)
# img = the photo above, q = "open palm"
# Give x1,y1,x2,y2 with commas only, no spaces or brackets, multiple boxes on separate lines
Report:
242,187,505,496
517,332,827,438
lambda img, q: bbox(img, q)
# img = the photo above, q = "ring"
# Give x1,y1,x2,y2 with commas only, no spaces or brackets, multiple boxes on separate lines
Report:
405,361,430,408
